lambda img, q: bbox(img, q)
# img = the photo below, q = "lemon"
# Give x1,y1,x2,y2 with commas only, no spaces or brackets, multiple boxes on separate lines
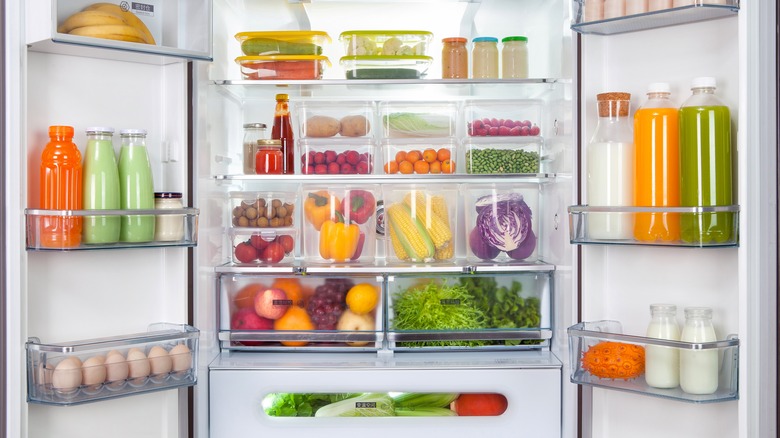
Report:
346,283,379,315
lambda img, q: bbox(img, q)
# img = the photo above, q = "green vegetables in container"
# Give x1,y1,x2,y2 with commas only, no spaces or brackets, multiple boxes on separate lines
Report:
466,148,540,174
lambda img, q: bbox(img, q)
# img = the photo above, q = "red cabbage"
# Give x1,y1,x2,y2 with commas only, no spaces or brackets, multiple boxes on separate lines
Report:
469,226,500,260
475,193,532,252
507,228,536,260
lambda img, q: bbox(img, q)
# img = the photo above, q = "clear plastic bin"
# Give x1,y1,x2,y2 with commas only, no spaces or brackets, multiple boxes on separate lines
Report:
235,55,330,80
463,137,543,174
228,192,296,229
380,138,458,175
340,55,433,80
339,30,433,56
235,30,331,56
379,101,458,138
229,227,296,265
298,139,375,175
463,99,543,138
295,100,375,139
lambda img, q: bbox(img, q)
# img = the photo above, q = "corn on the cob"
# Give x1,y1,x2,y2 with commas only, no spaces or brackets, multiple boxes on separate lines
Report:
387,203,435,261
403,191,452,250
434,243,454,260
388,220,409,260
392,392,459,408
430,195,450,226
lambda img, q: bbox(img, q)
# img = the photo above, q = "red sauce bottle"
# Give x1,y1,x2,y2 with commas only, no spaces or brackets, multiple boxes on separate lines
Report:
271,93,294,174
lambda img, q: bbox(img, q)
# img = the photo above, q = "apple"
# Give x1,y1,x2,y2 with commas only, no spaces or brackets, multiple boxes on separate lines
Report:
336,309,375,346
231,308,273,346
254,287,290,320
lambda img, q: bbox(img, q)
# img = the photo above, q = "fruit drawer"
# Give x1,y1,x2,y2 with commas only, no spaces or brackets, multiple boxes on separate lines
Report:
26,323,199,406
386,272,552,351
218,274,384,351
568,320,739,403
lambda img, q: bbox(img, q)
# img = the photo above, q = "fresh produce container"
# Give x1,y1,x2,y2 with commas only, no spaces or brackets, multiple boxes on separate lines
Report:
295,100,375,139
382,185,458,263
463,137,542,174
568,320,740,403
463,99,543,137
339,55,433,80
229,191,296,229
464,184,540,263
378,101,459,138
235,30,331,56
26,323,199,406
380,138,458,175
301,185,379,263
229,227,296,265
339,30,433,57
298,139,374,175
386,272,552,351
218,274,384,350
235,55,330,80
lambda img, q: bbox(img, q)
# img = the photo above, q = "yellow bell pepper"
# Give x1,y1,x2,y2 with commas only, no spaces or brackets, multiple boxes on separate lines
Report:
319,219,360,262
304,190,341,231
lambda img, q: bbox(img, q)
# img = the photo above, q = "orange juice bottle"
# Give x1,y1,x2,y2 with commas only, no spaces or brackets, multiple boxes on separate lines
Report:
633,83,680,242
40,125,83,248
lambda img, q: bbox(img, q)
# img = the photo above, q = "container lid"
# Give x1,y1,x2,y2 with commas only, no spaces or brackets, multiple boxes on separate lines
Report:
472,36,498,43
502,36,528,43
647,82,671,94
691,76,717,89
49,125,74,137
235,30,332,44
155,192,183,199
339,30,433,39
442,37,467,43
85,126,115,134
244,123,267,129
120,128,147,136
257,139,282,148
235,55,331,65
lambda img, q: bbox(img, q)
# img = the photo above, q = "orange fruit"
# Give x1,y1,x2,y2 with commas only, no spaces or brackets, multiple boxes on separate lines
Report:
384,161,399,174
429,161,442,174
437,148,451,162
413,160,430,174
345,283,380,315
406,150,422,164
272,277,305,307
233,283,265,309
422,148,438,163
273,306,314,346
399,160,414,174
395,150,407,163
441,159,455,174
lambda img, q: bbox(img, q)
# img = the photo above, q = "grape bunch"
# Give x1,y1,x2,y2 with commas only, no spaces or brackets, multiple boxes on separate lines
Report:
306,278,355,330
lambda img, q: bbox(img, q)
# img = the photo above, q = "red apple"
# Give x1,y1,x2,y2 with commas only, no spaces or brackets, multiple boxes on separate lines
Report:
230,308,273,347
254,287,290,320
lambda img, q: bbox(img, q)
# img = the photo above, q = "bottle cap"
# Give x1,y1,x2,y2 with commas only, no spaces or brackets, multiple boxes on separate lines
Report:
243,123,267,129
596,92,631,117
155,192,183,199
442,37,467,43
49,125,74,137
120,128,147,136
502,36,528,43
85,127,115,134
275,94,289,101
691,76,717,89
257,139,282,148
647,82,671,94
472,36,498,43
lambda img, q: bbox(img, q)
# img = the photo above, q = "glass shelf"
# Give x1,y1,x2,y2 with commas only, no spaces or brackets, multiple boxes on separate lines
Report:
25,208,199,251
568,205,739,247
568,321,739,404
214,260,557,275
571,1,740,36
26,323,199,407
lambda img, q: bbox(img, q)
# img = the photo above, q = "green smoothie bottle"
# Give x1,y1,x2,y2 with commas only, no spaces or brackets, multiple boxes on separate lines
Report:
678,77,733,244
82,127,121,244
118,129,155,242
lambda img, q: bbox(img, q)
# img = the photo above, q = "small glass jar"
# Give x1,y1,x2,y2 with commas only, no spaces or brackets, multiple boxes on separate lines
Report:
442,37,468,79
501,36,529,79
154,192,185,242
471,37,499,79
255,139,283,174
243,122,267,174
680,307,719,395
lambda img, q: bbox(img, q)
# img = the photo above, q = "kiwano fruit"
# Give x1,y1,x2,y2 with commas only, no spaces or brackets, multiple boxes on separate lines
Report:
581,341,645,379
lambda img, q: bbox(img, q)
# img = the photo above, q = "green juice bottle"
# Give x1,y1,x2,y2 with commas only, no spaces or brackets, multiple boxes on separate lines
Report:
82,127,121,244
678,77,733,244
118,129,155,242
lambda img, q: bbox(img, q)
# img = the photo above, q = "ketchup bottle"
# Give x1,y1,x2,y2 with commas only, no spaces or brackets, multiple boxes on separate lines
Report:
271,93,294,174
40,125,83,248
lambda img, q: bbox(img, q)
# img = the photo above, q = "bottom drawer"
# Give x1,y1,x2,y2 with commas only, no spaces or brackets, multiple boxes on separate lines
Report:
209,351,561,437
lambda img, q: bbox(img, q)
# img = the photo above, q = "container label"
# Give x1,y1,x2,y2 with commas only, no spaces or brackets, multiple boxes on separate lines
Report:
273,299,293,306
128,2,154,16
356,402,376,408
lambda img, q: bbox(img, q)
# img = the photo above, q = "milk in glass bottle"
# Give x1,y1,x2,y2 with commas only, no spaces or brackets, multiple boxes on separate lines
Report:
645,304,680,388
680,307,719,395
118,129,155,242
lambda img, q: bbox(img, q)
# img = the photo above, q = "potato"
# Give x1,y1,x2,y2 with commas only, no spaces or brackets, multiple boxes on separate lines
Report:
339,115,370,137
305,115,340,137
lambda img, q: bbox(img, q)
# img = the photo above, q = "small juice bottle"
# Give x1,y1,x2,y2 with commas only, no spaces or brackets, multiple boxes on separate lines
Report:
271,94,295,174
633,83,680,242
40,125,83,248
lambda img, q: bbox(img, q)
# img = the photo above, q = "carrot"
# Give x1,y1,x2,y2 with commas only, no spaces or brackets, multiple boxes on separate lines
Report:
243,61,323,80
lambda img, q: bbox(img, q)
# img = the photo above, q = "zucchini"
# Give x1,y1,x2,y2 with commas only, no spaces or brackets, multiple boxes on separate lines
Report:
241,38,323,56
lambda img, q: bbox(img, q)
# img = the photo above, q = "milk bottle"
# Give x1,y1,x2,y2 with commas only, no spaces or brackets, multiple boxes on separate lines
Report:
645,304,680,388
680,307,719,394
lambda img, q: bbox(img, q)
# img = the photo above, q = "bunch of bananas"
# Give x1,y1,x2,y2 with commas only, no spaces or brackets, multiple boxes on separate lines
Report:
387,191,454,262
58,3,155,45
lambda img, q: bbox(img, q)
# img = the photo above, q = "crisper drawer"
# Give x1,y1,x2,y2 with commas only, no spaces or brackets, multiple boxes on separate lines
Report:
209,351,561,438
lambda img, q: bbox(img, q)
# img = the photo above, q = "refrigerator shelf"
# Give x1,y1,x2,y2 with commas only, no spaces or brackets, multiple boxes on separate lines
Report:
25,208,199,251
568,205,739,247
571,1,740,36
26,323,199,407
214,260,557,275
214,173,560,184
568,321,739,404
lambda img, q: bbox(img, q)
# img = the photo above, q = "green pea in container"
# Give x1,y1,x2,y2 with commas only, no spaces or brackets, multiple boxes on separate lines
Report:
463,137,542,175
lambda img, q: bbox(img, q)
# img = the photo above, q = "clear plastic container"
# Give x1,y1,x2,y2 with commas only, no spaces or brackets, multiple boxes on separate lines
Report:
379,101,458,138
340,55,433,80
339,30,433,57
380,138,457,175
235,55,330,80
463,137,542,175
463,99,543,138
299,139,374,175
235,30,331,56
229,227,296,265
229,192,296,229
295,100,375,139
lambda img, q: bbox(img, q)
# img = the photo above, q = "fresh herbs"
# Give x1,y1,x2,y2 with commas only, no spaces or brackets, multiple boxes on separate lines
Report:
263,393,359,417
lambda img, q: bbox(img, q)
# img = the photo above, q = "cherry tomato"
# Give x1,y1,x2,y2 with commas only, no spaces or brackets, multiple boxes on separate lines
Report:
234,241,258,263
260,242,285,263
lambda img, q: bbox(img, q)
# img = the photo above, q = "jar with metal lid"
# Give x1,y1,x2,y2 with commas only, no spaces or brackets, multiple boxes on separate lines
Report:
471,37,499,79
255,139,283,174
154,192,185,242
243,122,267,174
501,36,529,79
441,37,468,79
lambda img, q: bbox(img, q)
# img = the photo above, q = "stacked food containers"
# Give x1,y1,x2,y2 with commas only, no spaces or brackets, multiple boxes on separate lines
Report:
235,31,332,80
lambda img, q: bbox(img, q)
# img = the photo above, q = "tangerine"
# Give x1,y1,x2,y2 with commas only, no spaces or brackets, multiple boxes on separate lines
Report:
395,150,408,163
406,150,422,164
413,160,430,174
345,283,380,315
399,160,414,174
422,148,438,163
441,159,455,174
273,306,314,346
429,161,442,174
233,283,265,309
384,161,399,174
437,148,451,162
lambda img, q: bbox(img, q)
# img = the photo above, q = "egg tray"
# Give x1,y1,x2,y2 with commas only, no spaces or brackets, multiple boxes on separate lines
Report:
26,323,199,406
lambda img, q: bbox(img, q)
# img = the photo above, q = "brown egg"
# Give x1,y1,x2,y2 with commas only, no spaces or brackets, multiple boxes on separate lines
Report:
169,344,192,373
81,355,107,386
104,352,129,384
52,357,82,392
147,345,172,376
126,348,150,383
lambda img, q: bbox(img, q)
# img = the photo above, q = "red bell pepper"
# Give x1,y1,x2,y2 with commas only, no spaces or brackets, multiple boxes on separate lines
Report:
338,189,376,225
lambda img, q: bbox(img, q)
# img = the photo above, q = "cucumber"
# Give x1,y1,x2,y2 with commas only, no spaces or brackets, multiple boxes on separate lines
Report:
345,68,421,80
241,38,323,56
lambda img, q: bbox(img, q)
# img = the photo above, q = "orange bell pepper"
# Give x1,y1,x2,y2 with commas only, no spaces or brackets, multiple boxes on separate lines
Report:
304,191,341,231
319,219,360,262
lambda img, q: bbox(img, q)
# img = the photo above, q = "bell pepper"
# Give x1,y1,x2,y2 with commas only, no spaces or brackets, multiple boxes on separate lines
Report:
338,189,376,225
319,219,360,262
304,191,341,231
